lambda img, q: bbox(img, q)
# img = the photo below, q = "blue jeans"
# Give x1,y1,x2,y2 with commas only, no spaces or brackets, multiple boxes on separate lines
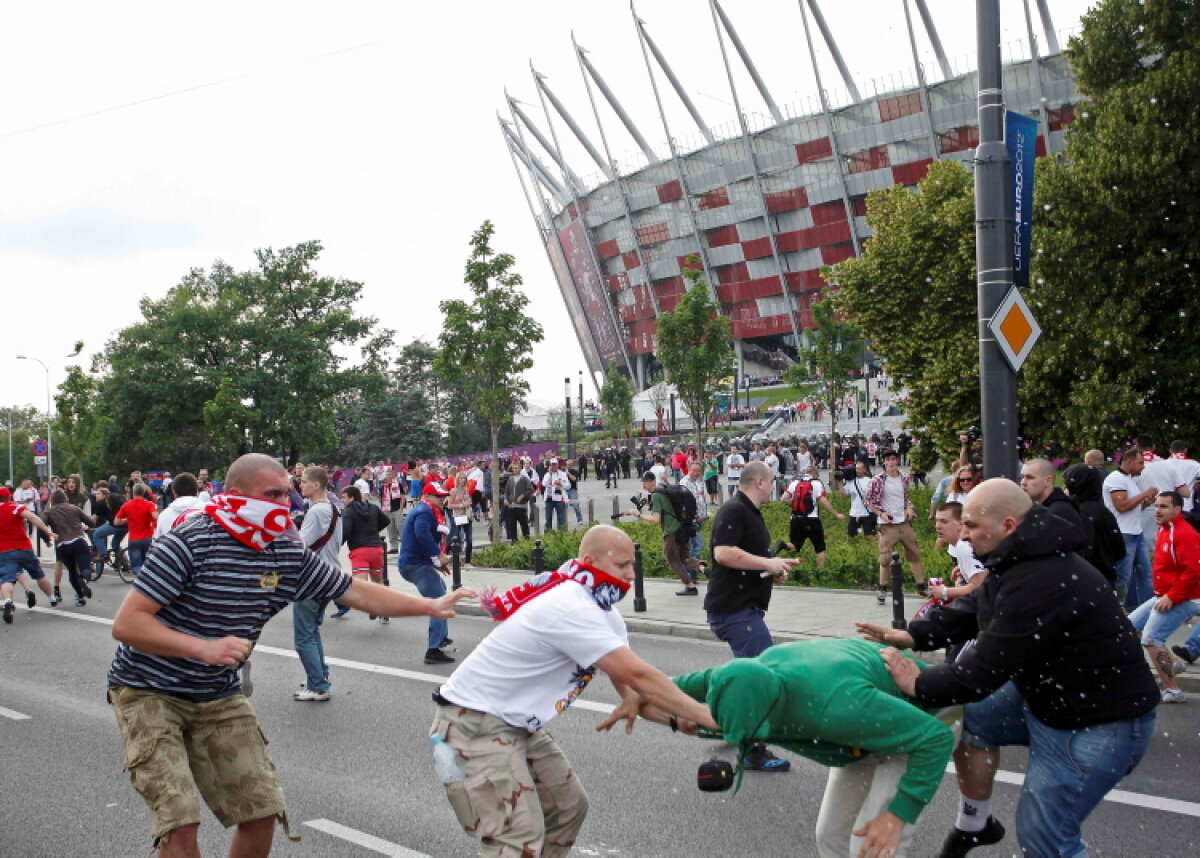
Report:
449,517,473,564
963,681,1155,857
707,606,774,658
689,530,704,563
293,598,330,693
1179,623,1200,660
544,500,567,531
91,523,127,575
567,489,582,523
399,563,448,650
1115,533,1152,609
127,538,152,577
1128,596,1200,647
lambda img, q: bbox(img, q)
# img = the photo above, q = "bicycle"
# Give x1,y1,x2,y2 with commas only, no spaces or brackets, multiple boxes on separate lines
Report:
89,548,134,584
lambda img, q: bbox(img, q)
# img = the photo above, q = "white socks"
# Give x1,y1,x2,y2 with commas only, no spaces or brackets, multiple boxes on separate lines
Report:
956,795,991,832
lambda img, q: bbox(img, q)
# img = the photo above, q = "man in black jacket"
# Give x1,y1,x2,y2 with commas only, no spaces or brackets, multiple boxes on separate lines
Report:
863,479,1157,858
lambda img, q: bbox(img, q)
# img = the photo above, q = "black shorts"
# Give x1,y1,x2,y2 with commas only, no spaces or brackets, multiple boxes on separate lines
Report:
705,476,720,495
789,515,826,554
847,514,878,537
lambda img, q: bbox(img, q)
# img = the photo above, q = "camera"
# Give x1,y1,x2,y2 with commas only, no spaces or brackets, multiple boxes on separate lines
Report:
630,494,648,512
963,426,982,444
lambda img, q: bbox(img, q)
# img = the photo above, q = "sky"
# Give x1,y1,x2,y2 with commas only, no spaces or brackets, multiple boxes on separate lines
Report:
0,0,1096,416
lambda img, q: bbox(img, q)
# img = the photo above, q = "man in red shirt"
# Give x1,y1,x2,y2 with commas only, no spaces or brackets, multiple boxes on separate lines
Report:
1128,490,1200,703
115,484,159,578
0,487,56,622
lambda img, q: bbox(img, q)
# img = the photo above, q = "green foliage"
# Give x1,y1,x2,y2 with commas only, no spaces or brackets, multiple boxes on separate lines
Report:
785,296,864,465
477,487,953,589
598,360,634,438
828,159,979,462
1019,0,1200,452
437,221,543,532
655,257,735,453
94,241,392,472
0,406,44,485
53,366,111,480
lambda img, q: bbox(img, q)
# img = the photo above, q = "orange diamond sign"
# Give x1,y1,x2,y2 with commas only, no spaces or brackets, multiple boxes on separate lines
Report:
988,287,1041,372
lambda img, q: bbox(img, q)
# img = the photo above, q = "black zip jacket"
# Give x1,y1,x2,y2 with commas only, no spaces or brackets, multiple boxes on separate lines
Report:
341,500,389,550
909,505,1157,730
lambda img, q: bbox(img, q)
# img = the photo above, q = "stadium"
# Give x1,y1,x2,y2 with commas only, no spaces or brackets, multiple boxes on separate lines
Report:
499,0,1083,391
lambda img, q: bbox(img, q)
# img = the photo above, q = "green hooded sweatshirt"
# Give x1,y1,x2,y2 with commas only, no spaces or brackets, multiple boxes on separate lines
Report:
673,639,954,825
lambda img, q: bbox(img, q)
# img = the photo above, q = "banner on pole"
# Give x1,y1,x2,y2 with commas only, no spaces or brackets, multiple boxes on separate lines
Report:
1005,110,1038,288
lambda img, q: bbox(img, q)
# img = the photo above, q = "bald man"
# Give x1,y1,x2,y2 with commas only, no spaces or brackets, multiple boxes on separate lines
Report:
863,479,1157,857
109,454,475,858
1018,457,1091,552
432,525,715,857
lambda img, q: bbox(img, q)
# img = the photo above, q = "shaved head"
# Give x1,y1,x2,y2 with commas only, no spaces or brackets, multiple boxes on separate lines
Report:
961,478,1032,556
579,524,637,583
225,453,289,500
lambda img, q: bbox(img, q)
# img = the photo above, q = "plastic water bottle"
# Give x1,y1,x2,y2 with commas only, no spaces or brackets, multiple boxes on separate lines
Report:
431,735,466,784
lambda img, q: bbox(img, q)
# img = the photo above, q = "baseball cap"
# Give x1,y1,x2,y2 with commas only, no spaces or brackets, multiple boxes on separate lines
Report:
422,481,450,497
0,487,10,501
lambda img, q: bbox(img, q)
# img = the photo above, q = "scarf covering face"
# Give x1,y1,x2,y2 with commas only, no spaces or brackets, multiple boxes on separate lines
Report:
705,660,785,791
479,558,631,620
191,492,299,551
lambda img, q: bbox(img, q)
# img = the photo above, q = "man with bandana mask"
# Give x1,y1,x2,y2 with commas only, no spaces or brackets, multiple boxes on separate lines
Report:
599,638,956,858
431,525,715,858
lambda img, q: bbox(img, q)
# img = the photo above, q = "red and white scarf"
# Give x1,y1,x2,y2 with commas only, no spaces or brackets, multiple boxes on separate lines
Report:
479,558,630,621
180,492,299,551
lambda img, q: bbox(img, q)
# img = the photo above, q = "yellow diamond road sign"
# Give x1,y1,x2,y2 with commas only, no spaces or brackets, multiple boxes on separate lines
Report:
989,287,1041,372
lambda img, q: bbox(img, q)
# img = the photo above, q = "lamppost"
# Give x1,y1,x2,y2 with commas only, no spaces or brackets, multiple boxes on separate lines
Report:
564,377,573,457
16,355,51,479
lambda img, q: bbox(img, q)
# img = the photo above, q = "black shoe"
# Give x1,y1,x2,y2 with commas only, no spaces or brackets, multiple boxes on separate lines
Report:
424,648,455,665
938,817,1006,858
676,587,699,596
441,637,454,647
875,585,887,606
53,586,61,599
83,584,93,599
916,582,929,597
2,600,13,624
742,744,791,772
75,597,87,607
26,591,36,609
1173,645,1197,665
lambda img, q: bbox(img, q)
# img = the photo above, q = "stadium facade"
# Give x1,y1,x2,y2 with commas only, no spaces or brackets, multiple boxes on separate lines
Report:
500,0,1083,391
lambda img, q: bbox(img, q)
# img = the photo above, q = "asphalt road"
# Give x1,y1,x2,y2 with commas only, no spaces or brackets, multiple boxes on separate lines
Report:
2,575,1198,857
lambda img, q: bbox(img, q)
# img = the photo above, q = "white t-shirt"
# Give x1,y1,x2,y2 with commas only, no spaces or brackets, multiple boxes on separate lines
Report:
1171,457,1200,512
947,540,985,583
796,451,813,473
354,478,371,497
650,463,668,487
763,453,780,476
13,486,37,511
845,476,872,518
945,491,969,505
1103,470,1144,534
154,496,206,538
1141,458,1187,494
726,453,745,483
785,478,825,519
880,474,907,522
439,583,628,731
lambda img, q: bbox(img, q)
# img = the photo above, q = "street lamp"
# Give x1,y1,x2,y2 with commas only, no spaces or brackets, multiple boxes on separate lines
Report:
564,377,573,456
16,355,51,479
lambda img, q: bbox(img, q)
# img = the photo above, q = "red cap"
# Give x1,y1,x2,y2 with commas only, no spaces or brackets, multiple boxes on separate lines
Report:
422,481,450,497
0,487,10,501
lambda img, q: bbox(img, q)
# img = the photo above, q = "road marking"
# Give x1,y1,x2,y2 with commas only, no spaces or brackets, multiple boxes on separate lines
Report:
0,705,32,721
304,819,430,857
34,608,1200,817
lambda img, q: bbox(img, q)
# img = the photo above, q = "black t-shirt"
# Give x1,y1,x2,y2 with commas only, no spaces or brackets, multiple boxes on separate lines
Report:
704,491,773,615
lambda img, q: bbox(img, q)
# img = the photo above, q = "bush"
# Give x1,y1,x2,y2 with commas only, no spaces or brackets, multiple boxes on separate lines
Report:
474,485,953,591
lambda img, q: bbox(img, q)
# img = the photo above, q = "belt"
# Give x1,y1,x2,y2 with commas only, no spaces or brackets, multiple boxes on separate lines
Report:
432,691,454,706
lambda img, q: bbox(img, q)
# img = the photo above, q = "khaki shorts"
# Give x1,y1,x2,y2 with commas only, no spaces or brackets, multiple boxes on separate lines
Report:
878,521,921,563
110,686,291,845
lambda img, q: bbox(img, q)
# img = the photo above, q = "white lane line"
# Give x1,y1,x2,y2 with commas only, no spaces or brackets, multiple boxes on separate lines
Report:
304,819,430,857
35,607,1200,816
0,705,32,721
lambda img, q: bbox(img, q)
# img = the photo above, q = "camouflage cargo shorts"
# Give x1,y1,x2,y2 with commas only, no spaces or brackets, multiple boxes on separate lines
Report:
431,704,588,858
109,686,294,846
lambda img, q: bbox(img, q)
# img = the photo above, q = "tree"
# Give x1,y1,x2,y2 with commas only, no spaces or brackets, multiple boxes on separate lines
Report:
0,405,45,485
598,360,634,439
655,256,735,453
94,242,392,472
436,221,544,539
784,297,864,474
53,366,112,480
828,159,979,461
1018,0,1200,451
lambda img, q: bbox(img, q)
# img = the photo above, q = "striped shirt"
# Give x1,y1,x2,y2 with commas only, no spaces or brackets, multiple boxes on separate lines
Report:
107,515,351,701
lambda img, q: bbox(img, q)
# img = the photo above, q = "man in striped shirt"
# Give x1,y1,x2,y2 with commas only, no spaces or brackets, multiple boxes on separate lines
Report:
108,453,473,858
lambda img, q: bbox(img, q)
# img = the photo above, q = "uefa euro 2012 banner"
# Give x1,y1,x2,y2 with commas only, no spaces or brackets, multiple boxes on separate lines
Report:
1006,110,1038,290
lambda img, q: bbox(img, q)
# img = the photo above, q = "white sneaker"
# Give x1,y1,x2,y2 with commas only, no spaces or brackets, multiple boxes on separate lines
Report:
1175,659,1190,676
379,616,389,624
1160,688,1187,704
294,688,332,702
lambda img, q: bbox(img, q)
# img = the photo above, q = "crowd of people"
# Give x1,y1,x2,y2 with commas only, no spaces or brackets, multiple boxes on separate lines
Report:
3,426,1197,858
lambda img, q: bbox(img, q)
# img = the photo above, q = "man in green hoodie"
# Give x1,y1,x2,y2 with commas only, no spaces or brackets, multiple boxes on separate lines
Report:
599,638,956,858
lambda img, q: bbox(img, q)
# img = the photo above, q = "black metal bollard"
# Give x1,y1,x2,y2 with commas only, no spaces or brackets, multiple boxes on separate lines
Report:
633,542,647,612
588,498,595,524
531,504,541,535
611,496,621,522
533,539,545,574
450,537,462,591
890,551,907,630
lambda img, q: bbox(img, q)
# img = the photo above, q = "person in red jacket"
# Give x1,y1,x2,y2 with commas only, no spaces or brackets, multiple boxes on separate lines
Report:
1128,490,1200,703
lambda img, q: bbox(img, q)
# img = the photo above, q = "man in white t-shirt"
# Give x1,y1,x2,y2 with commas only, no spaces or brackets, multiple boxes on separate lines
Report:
649,457,669,488
781,466,846,571
1140,442,1193,542
1165,440,1200,514
844,461,877,539
725,446,746,494
1103,447,1159,609
431,525,716,856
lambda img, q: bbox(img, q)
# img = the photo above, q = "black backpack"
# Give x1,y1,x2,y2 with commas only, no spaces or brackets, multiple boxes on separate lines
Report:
656,485,698,544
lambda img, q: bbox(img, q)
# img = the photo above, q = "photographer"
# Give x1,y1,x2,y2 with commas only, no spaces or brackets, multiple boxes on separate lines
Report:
627,472,700,595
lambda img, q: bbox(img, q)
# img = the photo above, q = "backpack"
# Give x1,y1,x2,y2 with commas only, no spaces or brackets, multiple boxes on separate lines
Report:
790,480,816,516
656,485,698,544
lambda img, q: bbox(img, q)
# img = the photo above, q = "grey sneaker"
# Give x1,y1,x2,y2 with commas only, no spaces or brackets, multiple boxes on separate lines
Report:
1175,659,1190,676
1160,688,1186,704
293,688,331,702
